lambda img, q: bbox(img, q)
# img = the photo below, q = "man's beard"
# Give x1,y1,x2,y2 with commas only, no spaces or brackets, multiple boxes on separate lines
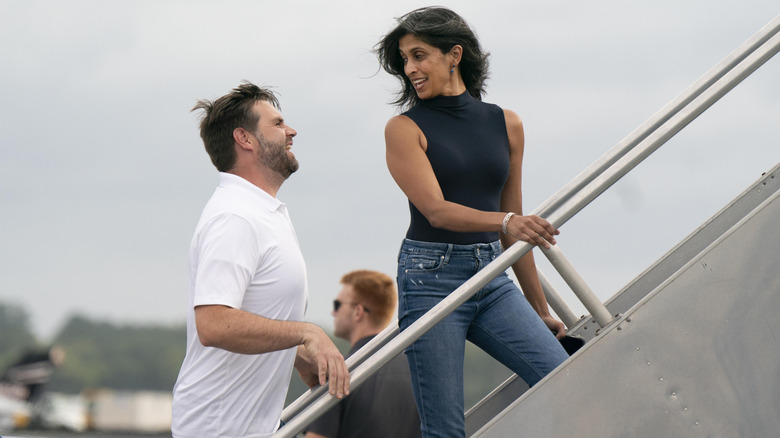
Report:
256,132,299,179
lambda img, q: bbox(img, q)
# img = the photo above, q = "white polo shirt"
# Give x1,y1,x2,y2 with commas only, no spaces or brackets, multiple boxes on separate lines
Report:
172,172,308,438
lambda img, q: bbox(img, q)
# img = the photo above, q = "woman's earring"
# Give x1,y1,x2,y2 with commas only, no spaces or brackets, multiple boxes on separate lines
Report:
450,64,455,74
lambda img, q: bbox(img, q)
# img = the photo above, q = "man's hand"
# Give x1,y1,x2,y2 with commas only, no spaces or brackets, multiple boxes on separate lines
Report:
294,345,320,388
296,325,350,398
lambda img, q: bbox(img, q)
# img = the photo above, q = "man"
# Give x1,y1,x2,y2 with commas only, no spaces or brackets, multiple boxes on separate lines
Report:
172,82,349,438
306,270,421,438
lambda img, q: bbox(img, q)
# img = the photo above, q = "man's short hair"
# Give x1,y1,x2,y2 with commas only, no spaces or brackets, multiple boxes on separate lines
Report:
341,270,396,328
192,81,280,172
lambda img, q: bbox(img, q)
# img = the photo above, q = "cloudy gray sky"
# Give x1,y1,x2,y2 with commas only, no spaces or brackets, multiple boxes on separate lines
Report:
1,1,778,340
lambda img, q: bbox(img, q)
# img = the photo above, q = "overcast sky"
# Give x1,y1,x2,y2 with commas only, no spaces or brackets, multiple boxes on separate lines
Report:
1,1,778,340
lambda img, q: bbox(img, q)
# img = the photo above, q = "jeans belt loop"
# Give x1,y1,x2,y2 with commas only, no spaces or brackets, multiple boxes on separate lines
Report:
443,244,453,263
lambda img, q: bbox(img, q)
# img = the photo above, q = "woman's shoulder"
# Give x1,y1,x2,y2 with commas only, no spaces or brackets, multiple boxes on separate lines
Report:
386,113,414,127
500,107,523,128
385,113,421,137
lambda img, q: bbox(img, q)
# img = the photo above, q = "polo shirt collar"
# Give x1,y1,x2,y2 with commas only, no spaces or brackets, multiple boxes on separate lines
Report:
218,172,286,212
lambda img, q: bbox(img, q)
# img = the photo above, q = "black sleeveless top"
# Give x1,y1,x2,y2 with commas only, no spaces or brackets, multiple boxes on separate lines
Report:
402,92,510,244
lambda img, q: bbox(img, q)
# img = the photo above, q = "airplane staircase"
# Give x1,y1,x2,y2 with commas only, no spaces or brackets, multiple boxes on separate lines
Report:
272,13,780,438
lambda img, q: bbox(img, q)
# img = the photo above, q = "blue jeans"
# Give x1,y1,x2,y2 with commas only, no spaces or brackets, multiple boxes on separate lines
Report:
397,239,569,438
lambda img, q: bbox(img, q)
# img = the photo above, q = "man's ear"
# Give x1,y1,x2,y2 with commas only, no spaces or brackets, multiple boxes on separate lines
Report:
354,304,367,321
233,127,254,152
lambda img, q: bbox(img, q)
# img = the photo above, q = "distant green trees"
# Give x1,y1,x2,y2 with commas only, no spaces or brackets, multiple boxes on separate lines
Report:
49,316,186,393
0,302,185,394
0,303,38,370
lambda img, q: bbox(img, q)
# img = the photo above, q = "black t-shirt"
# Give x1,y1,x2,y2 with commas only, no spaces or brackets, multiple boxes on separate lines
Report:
305,336,421,438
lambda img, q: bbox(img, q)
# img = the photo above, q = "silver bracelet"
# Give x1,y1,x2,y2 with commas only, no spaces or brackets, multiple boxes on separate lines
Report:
501,212,516,234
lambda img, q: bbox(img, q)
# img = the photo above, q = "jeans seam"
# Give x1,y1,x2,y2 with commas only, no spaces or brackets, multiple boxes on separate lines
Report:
470,320,546,383
406,342,429,434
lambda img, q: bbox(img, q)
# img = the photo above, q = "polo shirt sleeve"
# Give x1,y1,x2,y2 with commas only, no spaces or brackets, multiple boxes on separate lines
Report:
192,213,262,309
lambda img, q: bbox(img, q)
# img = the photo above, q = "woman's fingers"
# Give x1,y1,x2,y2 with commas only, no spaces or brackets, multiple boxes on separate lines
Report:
509,214,559,248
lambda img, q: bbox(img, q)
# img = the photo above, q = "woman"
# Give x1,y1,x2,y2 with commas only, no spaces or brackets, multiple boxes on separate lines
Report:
376,7,570,437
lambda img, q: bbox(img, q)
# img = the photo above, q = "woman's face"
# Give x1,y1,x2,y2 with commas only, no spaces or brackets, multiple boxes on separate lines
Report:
398,34,460,100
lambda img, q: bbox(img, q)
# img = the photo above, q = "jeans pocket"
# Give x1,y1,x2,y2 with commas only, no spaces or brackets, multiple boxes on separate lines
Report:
406,254,444,272
402,259,455,302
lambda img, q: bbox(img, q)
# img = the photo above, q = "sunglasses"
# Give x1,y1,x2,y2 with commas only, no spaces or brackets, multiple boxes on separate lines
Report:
333,300,369,313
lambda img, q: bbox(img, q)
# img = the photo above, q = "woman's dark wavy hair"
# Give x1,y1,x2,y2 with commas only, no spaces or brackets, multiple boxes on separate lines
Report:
375,6,490,110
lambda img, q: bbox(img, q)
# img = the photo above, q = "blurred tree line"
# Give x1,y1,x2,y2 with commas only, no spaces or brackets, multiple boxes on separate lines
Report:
0,303,38,369
2,302,513,409
0,302,185,394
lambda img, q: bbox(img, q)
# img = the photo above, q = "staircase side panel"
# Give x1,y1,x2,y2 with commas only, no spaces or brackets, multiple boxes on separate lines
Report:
475,192,780,437
466,165,779,435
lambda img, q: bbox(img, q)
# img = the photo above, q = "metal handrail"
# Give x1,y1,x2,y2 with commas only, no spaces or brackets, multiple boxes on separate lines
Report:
273,14,780,438
280,323,399,423
535,15,780,220
276,243,540,438
542,24,780,232
282,264,582,423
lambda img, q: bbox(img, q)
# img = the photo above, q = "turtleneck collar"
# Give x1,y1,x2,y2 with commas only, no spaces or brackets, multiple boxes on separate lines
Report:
420,91,474,110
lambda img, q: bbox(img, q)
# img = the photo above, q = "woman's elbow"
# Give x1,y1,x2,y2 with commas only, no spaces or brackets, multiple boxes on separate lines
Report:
424,208,450,230
427,215,446,229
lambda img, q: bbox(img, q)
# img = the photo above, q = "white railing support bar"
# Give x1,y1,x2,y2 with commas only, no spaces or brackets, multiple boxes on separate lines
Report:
540,245,613,327
536,267,580,328
535,14,780,219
